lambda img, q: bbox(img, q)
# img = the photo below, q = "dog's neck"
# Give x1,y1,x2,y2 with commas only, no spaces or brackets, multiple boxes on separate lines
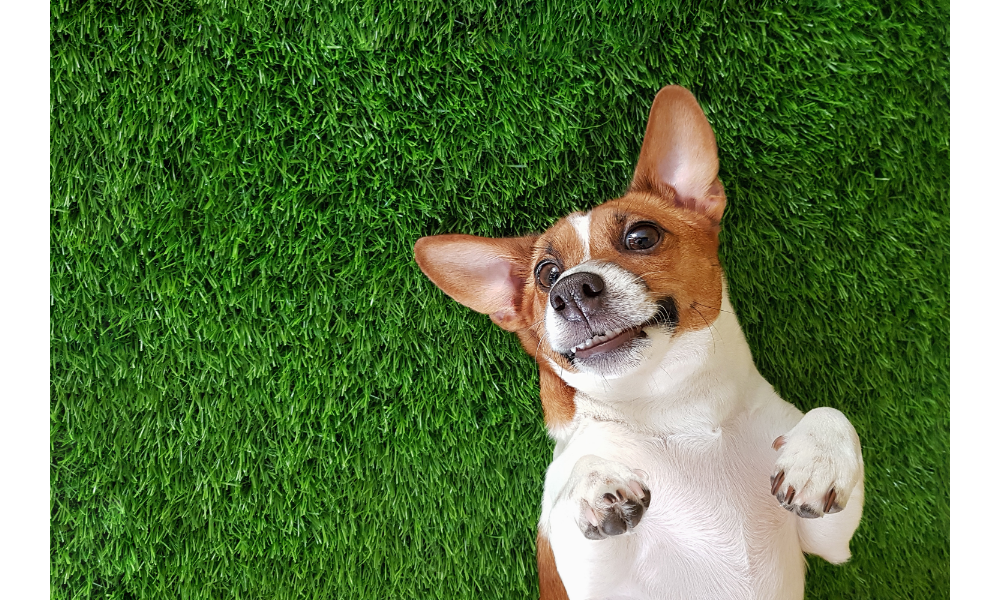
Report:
548,288,768,443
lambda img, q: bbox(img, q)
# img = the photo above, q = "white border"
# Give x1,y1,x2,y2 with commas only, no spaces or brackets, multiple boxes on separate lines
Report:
2,2,967,598
952,1,996,597
0,2,50,598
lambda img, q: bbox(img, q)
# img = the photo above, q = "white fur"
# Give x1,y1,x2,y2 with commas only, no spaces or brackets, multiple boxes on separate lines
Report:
567,212,592,262
540,287,864,600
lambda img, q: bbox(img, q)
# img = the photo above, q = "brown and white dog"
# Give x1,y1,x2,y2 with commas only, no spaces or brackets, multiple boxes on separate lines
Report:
413,86,864,600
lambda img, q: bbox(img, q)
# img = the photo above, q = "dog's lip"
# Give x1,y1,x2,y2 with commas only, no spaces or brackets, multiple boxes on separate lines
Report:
572,327,646,359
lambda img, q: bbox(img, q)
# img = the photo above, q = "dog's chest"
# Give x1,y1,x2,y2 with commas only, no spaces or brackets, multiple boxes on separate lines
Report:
545,416,802,599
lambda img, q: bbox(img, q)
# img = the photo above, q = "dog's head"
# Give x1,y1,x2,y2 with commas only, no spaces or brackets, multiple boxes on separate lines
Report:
414,86,726,423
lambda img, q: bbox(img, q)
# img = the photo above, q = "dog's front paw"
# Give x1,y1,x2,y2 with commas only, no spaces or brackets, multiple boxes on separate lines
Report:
770,407,863,519
568,458,651,540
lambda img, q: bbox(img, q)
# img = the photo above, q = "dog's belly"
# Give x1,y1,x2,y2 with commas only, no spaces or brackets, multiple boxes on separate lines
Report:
544,414,806,600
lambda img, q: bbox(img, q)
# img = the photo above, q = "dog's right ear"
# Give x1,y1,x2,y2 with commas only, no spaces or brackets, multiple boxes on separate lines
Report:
413,234,539,332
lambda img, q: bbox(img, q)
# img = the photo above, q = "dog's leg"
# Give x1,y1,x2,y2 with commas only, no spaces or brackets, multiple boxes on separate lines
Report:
769,407,865,563
550,454,651,541
540,454,651,599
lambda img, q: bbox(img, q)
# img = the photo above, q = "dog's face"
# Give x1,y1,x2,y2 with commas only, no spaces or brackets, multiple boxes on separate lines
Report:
415,86,727,416
529,192,723,377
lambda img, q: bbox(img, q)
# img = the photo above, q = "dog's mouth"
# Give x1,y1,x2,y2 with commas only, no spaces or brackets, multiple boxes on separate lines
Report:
560,299,678,362
568,327,648,360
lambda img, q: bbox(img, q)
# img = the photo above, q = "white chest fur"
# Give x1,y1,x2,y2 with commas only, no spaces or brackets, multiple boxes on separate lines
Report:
538,292,861,600
541,403,806,599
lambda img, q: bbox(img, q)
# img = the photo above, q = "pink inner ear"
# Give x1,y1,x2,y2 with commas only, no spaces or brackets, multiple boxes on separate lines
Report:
481,258,518,313
439,245,523,316
659,143,717,203
413,233,537,327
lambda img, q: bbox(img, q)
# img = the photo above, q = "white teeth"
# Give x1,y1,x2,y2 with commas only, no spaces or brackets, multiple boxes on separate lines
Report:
571,328,627,352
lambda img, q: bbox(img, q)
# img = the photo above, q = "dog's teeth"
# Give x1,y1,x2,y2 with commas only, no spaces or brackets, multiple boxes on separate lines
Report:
571,327,636,353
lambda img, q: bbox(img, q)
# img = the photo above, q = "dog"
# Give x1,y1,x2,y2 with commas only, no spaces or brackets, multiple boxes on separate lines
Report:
413,86,864,600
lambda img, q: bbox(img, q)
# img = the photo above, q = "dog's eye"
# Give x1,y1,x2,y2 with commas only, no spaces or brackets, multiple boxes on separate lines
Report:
535,261,561,291
625,224,661,251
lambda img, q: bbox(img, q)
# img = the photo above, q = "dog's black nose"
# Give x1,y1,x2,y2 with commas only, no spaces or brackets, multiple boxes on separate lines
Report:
550,271,605,321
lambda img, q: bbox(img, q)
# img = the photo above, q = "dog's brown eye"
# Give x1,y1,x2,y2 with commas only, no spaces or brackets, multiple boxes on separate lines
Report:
535,261,561,291
625,224,661,251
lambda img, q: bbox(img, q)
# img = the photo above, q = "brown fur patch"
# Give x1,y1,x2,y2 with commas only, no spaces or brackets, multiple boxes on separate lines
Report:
509,297,577,429
572,192,723,333
537,363,577,429
537,530,570,600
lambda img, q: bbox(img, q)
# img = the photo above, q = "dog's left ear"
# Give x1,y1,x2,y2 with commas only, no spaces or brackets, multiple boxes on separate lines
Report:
630,85,726,227
413,234,539,332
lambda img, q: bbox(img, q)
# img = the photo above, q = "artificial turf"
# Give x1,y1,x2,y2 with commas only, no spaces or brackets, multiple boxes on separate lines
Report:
50,1,949,598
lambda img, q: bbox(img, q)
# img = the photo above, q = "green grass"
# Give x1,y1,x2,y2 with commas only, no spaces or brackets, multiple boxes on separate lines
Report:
50,1,949,598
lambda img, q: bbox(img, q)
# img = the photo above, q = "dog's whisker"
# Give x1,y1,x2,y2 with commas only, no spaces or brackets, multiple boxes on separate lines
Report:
691,300,736,316
690,303,719,354
533,332,546,363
